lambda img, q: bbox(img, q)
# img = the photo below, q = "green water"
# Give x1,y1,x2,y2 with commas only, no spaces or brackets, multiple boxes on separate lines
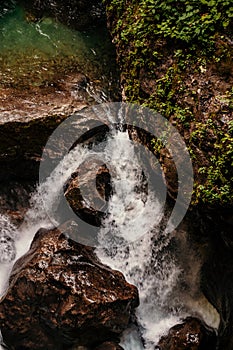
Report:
0,5,118,93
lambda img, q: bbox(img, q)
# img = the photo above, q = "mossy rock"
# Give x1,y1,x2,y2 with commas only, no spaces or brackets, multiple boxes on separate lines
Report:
104,0,233,208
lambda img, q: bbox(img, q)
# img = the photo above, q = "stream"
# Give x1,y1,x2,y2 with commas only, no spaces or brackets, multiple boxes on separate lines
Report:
0,104,220,349
0,3,220,350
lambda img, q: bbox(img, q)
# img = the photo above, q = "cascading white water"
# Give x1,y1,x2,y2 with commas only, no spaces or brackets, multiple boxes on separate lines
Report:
0,111,219,349
96,129,220,349
96,130,182,349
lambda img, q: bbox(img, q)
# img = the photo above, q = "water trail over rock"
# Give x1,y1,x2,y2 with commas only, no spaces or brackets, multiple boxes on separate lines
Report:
0,103,219,349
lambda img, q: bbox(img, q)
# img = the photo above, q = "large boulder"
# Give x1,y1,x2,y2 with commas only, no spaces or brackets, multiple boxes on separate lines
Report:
0,227,139,350
64,163,112,227
0,73,88,181
156,317,217,350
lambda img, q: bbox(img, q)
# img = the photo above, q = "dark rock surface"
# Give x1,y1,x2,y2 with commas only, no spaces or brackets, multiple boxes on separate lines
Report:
156,317,217,350
128,125,179,202
104,2,233,346
64,163,112,227
201,224,233,350
0,181,34,225
94,341,124,350
0,73,88,181
19,0,105,30
0,227,139,350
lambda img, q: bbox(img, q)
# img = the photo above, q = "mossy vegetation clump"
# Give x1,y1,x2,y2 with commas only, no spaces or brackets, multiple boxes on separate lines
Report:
104,0,233,207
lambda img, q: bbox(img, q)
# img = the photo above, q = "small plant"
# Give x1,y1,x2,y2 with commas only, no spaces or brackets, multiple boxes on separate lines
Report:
104,0,233,207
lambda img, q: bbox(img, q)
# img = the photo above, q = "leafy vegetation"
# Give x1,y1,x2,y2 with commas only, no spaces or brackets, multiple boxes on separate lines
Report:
105,0,233,207
192,117,233,206
139,0,232,45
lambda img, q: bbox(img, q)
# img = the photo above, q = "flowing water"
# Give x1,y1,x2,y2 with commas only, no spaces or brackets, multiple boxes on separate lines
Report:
0,4,219,350
0,109,220,349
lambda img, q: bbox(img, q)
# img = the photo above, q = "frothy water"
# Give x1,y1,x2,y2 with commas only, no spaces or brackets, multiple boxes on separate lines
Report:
0,110,219,349
95,129,219,349
0,215,18,297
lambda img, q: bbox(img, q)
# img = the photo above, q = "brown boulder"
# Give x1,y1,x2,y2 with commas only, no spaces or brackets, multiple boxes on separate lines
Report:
0,73,88,181
156,317,217,350
0,227,139,350
64,163,112,227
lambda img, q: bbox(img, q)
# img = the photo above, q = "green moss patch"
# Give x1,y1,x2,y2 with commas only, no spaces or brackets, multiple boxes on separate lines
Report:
105,0,233,207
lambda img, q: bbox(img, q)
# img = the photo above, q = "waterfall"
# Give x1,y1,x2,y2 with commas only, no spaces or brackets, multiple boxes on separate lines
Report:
96,130,181,349
95,130,219,349
0,104,219,349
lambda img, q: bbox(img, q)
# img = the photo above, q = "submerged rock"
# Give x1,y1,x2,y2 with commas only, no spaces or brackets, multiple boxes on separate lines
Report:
0,227,139,350
19,0,105,30
0,0,16,18
156,317,217,350
0,4,119,182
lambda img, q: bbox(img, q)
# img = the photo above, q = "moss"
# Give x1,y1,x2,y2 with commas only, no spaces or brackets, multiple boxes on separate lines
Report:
105,0,233,207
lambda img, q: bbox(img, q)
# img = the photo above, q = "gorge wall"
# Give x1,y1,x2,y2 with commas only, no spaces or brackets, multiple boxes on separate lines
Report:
103,1,233,348
0,1,233,349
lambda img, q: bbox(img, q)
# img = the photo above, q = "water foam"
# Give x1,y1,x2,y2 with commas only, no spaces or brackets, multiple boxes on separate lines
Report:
0,121,219,349
96,130,182,349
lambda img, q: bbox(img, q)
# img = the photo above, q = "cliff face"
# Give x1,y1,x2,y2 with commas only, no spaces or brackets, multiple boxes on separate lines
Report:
103,2,233,348
104,0,233,211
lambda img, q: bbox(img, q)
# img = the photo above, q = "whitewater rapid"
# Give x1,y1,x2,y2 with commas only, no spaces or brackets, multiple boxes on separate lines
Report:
0,116,219,349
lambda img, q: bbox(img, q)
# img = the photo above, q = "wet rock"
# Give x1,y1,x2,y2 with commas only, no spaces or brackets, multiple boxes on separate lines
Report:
19,0,105,30
128,125,179,202
156,317,217,350
201,225,233,350
0,72,89,181
105,0,233,208
0,227,139,350
175,208,233,350
94,341,124,349
0,181,34,225
64,163,112,227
